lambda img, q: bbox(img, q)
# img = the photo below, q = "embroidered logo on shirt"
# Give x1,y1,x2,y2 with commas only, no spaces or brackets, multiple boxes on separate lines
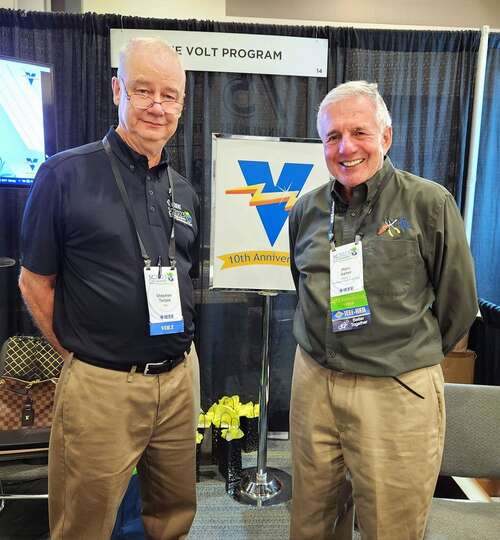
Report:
376,217,411,237
167,200,193,227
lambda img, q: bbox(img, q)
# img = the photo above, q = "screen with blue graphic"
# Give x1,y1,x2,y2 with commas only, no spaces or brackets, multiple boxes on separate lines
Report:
0,56,56,187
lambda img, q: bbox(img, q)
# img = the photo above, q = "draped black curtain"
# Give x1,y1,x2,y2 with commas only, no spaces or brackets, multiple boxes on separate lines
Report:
328,28,479,207
0,9,485,428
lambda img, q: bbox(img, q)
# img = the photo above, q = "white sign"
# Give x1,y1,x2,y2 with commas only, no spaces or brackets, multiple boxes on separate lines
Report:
110,29,328,78
211,134,330,292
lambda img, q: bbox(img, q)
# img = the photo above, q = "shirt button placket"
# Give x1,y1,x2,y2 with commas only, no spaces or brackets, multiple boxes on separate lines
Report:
146,174,154,211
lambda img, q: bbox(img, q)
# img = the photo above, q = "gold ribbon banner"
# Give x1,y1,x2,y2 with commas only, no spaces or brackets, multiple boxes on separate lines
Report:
218,250,290,269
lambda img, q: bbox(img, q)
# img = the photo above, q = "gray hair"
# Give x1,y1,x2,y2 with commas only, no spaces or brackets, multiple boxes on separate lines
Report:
117,37,183,78
317,81,392,136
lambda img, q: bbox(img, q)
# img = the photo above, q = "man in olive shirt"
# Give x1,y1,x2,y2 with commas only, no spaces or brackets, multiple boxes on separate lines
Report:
288,81,477,540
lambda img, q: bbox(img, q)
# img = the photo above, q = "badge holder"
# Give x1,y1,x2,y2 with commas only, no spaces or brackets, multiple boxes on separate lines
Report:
232,292,292,507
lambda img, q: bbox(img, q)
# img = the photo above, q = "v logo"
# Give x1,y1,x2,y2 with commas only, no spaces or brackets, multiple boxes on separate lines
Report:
230,160,313,246
25,72,36,85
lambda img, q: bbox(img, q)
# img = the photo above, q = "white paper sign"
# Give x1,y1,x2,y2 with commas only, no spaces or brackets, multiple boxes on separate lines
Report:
211,134,330,291
110,29,328,78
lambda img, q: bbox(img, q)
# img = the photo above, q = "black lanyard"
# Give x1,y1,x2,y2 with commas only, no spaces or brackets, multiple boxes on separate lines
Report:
102,136,176,268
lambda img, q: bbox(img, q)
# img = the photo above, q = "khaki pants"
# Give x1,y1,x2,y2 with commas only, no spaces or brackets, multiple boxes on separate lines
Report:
290,347,445,540
48,347,200,540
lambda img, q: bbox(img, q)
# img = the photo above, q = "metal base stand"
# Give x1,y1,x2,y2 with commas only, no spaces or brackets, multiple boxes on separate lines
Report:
232,292,292,507
234,467,292,507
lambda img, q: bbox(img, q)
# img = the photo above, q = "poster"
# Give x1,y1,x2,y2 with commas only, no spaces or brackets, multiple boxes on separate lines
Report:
210,134,329,291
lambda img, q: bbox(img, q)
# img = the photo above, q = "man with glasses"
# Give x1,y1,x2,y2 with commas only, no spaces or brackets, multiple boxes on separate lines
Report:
19,38,200,540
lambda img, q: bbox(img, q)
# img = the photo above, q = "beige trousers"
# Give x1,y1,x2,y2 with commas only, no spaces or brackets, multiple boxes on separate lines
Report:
48,347,200,540
290,347,445,540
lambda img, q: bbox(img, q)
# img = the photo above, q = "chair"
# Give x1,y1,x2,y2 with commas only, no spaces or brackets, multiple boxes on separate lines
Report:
0,428,49,540
0,428,49,510
424,383,500,540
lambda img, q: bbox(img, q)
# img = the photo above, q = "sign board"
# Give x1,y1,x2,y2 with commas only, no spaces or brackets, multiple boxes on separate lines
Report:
110,29,328,78
211,134,329,292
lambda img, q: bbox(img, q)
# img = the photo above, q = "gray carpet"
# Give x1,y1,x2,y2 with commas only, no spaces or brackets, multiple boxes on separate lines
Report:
189,440,360,540
0,440,360,539
189,440,292,539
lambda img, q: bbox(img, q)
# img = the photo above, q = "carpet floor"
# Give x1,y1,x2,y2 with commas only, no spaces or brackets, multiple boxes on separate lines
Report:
189,440,293,539
0,440,361,539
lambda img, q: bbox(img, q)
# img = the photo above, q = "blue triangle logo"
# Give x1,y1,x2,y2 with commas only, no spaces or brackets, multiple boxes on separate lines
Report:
237,160,313,246
26,157,39,171
25,72,37,85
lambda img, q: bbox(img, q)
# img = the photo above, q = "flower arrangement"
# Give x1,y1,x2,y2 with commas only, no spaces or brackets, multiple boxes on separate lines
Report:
196,395,260,492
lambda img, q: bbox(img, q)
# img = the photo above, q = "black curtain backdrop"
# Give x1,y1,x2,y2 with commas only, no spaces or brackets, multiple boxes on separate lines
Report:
329,28,479,208
0,9,488,429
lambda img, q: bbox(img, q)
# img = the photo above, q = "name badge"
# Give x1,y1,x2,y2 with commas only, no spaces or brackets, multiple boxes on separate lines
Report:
144,266,184,336
330,241,371,332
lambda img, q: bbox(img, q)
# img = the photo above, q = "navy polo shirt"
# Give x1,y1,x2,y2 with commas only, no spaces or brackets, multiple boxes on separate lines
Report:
21,128,200,367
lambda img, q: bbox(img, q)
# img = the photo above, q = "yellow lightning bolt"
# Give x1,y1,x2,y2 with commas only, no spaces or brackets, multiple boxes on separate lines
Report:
225,183,299,212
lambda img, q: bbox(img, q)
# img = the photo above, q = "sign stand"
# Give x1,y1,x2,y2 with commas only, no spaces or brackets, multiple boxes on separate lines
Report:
233,291,292,506
209,134,327,506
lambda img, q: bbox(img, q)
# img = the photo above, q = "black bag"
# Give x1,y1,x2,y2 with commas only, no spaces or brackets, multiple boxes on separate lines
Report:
240,415,259,453
195,428,206,482
215,414,243,494
217,436,242,495
210,424,221,465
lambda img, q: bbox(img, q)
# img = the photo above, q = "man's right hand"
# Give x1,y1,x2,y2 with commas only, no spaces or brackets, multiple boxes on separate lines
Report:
18,267,68,357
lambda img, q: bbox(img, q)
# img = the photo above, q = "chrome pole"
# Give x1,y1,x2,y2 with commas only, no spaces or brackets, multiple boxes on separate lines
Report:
233,292,291,507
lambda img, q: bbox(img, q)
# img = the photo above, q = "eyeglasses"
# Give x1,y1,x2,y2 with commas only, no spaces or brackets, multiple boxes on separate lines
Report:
120,77,183,115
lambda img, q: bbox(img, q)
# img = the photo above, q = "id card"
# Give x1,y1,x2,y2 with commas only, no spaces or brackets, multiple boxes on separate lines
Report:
330,242,371,332
144,266,184,335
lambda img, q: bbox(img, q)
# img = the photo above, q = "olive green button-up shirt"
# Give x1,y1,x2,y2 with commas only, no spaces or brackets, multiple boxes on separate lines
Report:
289,158,478,376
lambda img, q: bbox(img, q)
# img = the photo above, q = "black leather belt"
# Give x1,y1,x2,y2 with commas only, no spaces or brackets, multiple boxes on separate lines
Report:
78,352,187,375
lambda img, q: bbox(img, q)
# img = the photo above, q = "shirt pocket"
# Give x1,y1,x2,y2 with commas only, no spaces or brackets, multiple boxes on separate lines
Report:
362,238,420,298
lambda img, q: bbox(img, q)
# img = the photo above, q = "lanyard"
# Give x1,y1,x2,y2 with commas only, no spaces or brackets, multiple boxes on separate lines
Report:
102,136,176,268
328,172,391,250
328,195,336,250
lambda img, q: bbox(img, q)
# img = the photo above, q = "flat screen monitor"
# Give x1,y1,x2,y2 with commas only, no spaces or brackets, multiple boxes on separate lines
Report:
0,56,56,187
